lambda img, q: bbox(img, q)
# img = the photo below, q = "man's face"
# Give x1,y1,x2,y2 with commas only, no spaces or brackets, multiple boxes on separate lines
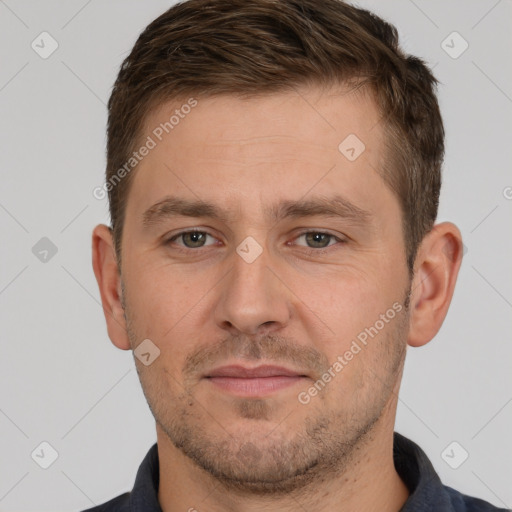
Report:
120,86,411,491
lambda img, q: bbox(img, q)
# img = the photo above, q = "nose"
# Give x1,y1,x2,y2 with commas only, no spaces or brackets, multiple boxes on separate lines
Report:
213,242,291,336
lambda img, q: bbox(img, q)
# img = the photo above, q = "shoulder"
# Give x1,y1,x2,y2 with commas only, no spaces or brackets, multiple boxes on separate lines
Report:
78,443,161,512
444,485,510,512
80,492,130,512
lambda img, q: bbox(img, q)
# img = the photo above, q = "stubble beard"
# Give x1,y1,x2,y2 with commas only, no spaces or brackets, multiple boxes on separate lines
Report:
123,284,410,496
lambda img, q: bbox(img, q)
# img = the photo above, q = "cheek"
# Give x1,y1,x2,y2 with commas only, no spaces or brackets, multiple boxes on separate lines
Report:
291,264,399,355
126,263,199,339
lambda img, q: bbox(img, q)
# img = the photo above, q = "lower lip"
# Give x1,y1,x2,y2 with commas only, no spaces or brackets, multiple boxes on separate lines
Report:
206,376,304,396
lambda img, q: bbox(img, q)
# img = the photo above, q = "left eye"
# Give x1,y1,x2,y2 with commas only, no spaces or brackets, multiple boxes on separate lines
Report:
168,230,216,248
294,232,340,249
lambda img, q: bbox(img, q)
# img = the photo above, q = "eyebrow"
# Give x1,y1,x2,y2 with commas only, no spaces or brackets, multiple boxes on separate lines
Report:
141,194,373,229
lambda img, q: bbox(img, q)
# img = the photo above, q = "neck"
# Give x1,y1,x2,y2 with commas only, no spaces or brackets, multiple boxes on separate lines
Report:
156,399,409,512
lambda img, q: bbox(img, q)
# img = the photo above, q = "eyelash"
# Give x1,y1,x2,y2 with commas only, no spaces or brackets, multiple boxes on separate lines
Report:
165,229,346,255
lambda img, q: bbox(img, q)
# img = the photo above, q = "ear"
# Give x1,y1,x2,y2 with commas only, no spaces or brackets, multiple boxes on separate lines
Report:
407,222,463,347
91,224,131,350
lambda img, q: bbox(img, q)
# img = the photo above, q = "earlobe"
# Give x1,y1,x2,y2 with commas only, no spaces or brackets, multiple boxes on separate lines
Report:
91,224,131,351
407,222,463,348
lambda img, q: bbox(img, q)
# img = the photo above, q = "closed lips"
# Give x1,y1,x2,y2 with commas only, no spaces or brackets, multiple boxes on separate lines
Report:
205,365,307,379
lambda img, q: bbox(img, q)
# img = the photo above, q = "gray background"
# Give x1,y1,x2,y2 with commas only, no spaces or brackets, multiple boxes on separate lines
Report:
0,1,511,510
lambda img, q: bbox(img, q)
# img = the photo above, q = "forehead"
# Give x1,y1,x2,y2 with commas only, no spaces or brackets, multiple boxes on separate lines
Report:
141,85,381,155
126,86,393,222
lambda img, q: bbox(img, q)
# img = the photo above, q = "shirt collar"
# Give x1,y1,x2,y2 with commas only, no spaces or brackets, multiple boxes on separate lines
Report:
393,431,454,510
128,442,162,512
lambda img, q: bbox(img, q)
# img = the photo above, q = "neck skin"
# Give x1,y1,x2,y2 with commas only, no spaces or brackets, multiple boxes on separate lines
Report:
156,377,409,512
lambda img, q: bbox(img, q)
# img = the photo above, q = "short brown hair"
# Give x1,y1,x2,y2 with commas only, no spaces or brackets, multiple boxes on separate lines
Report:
106,0,444,273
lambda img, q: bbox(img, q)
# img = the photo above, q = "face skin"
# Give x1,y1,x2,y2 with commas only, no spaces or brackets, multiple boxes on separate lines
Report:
93,85,463,512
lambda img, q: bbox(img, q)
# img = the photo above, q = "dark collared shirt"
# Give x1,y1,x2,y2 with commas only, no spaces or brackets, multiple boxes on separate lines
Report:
82,432,509,511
